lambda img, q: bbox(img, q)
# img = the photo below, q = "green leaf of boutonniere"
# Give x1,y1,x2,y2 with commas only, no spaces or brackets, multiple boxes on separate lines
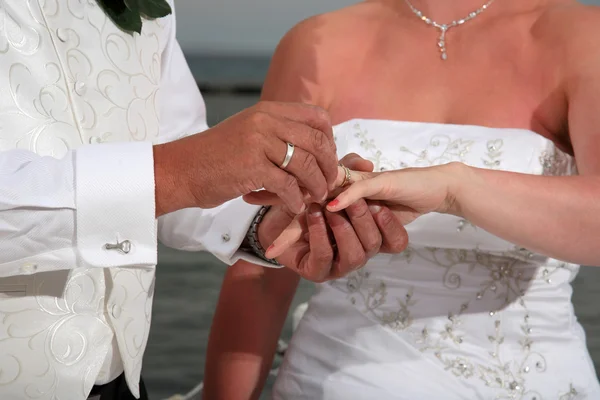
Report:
97,0,172,34
126,0,172,18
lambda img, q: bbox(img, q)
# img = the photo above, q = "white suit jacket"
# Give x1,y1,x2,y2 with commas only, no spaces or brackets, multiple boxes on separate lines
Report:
0,1,264,398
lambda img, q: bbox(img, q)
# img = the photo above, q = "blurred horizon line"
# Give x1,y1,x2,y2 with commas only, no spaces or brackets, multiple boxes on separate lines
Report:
186,53,270,94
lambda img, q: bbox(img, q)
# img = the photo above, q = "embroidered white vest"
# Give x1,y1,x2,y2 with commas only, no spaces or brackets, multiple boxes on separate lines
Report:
0,1,168,398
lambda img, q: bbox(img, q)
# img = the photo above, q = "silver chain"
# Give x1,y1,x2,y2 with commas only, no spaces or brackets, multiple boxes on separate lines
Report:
403,0,496,60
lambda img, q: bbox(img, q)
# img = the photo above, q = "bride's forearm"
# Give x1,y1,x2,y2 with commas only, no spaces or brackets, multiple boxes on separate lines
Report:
203,261,300,400
453,164,600,265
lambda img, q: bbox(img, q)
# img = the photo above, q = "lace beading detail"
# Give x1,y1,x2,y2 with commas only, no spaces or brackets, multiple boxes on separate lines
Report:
329,123,583,399
331,247,580,400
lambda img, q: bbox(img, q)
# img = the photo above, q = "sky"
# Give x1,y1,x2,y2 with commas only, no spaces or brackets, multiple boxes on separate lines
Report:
174,0,600,55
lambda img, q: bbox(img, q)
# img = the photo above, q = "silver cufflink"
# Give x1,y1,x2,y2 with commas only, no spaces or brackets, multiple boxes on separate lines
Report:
104,240,132,254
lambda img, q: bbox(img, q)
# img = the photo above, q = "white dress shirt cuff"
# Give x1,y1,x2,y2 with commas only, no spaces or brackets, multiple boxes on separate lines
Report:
76,142,158,268
206,199,280,268
158,198,281,268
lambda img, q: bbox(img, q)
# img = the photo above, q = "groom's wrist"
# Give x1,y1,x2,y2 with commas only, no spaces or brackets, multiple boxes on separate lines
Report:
245,206,281,266
153,142,194,217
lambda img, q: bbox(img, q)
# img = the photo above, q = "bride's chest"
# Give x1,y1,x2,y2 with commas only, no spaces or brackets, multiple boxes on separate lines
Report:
330,45,569,149
0,1,169,156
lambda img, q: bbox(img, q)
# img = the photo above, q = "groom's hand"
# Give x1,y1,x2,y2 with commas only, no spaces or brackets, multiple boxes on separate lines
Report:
257,154,409,282
153,102,337,216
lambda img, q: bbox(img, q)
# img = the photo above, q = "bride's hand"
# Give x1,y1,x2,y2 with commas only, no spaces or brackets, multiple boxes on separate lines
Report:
264,162,465,258
328,162,466,219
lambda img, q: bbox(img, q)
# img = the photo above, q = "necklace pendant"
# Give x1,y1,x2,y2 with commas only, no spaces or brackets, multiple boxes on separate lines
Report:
438,32,448,60
403,0,496,62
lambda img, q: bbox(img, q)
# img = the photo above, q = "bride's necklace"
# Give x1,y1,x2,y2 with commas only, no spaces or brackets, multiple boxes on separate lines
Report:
403,0,496,60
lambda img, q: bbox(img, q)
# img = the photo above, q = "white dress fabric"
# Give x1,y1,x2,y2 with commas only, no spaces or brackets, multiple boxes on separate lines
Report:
273,119,600,400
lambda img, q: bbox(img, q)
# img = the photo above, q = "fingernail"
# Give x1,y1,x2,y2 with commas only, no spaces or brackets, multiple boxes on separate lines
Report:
310,207,323,217
328,199,340,208
300,204,307,213
265,245,275,258
369,205,382,214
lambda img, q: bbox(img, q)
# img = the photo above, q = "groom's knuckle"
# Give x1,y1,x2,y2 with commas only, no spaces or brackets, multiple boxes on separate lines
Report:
307,262,330,282
303,103,328,121
387,230,409,253
314,107,331,127
348,250,366,268
254,101,272,113
300,152,318,173
377,208,397,229
340,153,358,166
248,110,270,128
365,233,382,253
281,174,298,192
315,249,333,265
347,201,369,219
310,129,328,152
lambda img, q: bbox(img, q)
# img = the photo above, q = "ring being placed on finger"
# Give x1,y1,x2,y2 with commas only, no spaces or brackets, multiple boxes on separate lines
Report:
281,142,295,169
339,164,352,187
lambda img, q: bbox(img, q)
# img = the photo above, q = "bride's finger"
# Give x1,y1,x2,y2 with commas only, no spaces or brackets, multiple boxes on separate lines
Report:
335,166,375,187
326,175,388,212
264,214,304,259
245,168,376,207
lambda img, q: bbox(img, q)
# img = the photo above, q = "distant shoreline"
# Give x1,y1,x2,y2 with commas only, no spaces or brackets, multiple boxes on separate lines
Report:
186,53,269,94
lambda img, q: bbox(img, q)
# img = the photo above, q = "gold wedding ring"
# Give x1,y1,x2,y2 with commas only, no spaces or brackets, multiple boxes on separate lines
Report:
281,142,295,169
339,164,352,187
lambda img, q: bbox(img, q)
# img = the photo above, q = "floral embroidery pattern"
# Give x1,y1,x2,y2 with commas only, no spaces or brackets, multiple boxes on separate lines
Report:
483,139,504,168
332,246,581,399
326,123,585,398
539,145,577,177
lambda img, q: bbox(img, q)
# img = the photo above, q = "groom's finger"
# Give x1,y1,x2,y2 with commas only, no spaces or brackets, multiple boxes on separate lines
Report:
274,119,338,190
262,166,305,214
258,102,335,148
325,210,366,277
298,204,334,282
370,204,409,254
345,199,382,258
277,144,328,202
340,153,374,172
243,188,312,206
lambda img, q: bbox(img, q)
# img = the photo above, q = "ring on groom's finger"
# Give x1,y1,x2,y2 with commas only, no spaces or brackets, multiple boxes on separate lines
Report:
339,164,352,187
281,142,295,169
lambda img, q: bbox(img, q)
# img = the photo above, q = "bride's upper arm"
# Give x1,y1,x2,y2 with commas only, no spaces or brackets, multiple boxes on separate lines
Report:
565,9,600,175
260,13,347,108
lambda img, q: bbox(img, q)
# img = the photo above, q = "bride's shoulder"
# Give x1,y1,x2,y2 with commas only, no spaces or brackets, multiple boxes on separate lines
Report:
262,3,388,104
277,3,385,52
534,3,600,70
536,3,600,46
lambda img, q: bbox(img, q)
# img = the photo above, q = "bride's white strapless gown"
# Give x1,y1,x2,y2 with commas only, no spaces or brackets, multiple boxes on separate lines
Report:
272,120,600,400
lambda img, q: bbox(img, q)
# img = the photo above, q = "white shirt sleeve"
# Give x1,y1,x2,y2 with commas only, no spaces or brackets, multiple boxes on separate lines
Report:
0,6,271,278
0,141,157,278
155,12,274,267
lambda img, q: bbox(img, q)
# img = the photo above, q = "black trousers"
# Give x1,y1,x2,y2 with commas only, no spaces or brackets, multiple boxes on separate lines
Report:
88,374,148,400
